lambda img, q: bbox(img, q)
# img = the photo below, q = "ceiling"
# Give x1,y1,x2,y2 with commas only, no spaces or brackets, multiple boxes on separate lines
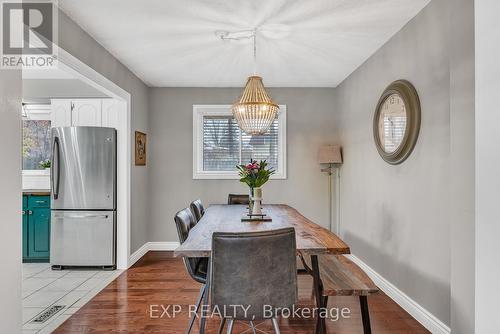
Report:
58,0,430,87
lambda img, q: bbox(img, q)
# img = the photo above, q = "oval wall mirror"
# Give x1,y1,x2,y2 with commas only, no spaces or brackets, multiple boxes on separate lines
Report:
373,80,421,164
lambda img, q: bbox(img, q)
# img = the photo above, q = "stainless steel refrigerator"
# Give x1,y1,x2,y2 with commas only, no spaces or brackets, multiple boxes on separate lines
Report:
50,127,117,269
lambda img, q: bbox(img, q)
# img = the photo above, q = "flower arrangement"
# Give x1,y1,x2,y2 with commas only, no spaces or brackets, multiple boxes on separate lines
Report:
236,160,275,189
39,159,51,169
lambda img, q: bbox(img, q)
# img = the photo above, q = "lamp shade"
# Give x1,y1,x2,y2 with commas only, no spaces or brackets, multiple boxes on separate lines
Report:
318,145,342,164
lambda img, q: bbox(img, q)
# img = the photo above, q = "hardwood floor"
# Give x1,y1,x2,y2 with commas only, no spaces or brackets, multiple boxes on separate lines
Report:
54,251,429,333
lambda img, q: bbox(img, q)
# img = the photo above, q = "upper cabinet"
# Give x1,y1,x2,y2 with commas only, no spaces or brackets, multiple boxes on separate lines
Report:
101,99,120,129
50,99,72,128
71,99,102,126
50,98,118,129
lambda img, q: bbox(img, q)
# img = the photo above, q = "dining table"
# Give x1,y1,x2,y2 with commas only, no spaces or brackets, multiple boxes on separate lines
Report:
174,204,351,334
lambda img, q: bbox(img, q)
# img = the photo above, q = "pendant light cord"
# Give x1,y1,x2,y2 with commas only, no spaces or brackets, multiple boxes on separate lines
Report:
216,28,259,75
253,29,257,75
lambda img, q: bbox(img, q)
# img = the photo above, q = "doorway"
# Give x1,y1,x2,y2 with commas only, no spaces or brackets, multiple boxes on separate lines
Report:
19,45,131,332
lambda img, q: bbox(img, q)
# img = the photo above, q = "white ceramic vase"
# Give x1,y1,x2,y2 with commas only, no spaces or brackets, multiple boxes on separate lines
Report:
251,187,263,215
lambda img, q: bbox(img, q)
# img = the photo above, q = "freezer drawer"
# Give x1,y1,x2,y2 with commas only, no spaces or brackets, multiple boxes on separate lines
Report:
51,211,116,267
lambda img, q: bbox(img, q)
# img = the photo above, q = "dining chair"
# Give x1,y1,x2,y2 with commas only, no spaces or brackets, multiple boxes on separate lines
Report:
190,199,205,223
174,208,209,334
227,194,250,205
211,228,297,334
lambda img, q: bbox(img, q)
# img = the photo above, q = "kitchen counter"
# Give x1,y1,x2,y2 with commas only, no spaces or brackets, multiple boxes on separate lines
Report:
23,190,50,196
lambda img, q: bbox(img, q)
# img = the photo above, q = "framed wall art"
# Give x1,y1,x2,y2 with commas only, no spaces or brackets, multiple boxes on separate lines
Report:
135,131,147,166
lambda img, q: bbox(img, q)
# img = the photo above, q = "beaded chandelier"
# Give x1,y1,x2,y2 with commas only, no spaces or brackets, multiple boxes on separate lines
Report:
228,29,279,135
232,76,279,135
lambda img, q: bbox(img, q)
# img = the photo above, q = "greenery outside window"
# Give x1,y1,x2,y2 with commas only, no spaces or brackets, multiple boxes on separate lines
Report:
22,105,51,173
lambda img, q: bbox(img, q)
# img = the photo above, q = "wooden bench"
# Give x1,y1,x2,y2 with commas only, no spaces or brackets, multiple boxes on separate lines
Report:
299,254,379,334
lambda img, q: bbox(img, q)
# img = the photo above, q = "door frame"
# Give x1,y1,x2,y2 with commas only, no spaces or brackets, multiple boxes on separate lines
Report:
54,46,131,269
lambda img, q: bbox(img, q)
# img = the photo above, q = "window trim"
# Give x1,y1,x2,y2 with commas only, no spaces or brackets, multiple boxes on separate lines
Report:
193,104,287,180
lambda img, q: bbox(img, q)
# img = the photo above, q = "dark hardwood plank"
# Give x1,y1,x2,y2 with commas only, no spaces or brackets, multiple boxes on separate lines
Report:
175,204,350,257
54,251,430,334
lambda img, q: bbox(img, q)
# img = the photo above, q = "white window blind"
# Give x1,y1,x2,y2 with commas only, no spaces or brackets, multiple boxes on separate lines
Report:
241,120,279,168
203,116,240,171
193,105,286,179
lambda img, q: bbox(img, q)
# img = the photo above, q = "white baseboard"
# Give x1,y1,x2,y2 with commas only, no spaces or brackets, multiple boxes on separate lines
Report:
346,254,451,334
147,241,180,251
128,241,180,267
128,243,150,267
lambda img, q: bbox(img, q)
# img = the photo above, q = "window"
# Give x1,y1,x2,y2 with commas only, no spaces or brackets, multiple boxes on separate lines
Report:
22,105,51,171
193,105,286,179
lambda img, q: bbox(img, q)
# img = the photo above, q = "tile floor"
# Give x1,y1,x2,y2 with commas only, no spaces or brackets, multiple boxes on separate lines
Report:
22,263,123,334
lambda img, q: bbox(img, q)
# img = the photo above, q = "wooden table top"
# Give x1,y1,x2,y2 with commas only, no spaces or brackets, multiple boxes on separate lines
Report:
174,204,350,257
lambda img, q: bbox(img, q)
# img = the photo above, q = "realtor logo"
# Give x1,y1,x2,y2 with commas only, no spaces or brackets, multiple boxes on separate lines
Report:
1,0,57,68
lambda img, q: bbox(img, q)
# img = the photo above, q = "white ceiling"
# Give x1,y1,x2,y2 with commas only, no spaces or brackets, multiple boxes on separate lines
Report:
58,0,430,87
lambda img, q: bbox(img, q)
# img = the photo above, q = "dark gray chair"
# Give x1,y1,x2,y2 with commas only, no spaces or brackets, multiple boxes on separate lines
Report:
211,228,297,334
227,194,250,205
174,208,208,334
190,199,205,223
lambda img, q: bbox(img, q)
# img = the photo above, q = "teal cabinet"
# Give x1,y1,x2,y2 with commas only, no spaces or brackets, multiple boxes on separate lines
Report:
22,195,50,262
28,208,50,259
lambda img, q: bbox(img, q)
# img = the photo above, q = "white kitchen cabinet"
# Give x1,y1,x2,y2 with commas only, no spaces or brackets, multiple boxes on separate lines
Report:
50,99,117,128
50,99,72,127
101,99,119,129
71,99,102,126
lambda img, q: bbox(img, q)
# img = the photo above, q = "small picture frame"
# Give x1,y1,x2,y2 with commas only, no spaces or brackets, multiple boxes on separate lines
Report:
135,131,147,166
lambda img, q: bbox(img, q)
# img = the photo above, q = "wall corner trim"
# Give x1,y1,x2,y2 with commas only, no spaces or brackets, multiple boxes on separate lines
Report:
346,254,451,334
128,241,180,267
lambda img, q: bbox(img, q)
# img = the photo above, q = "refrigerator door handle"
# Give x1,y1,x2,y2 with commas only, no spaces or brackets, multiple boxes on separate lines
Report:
52,136,61,200
56,214,110,219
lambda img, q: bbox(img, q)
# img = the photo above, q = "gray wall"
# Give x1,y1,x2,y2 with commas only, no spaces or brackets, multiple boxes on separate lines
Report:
148,88,337,242
0,69,22,332
334,0,451,325
450,0,475,332
57,11,150,253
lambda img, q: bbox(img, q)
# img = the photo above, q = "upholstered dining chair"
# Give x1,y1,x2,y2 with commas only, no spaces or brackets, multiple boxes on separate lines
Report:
211,228,298,334
174,208,209,334
190,199,205,223
227,194,250,205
